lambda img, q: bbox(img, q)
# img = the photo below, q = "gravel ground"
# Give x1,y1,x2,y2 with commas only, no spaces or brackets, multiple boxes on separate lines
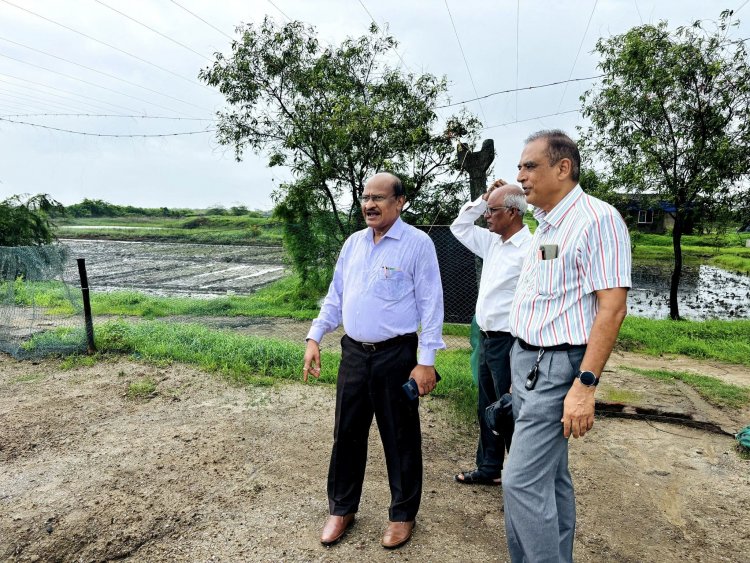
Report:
0,353,748,562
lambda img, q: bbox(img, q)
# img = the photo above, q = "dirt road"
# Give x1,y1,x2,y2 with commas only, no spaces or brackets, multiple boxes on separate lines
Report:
1,354,748,562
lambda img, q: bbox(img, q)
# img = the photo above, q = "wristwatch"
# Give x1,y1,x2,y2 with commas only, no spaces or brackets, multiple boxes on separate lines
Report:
577,370,600,387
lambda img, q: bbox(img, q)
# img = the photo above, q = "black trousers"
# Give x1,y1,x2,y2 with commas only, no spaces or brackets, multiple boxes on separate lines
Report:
475,331,515,478
328,334,422,522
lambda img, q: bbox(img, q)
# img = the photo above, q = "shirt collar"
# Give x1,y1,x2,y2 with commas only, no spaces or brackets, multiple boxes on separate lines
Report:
369,216,405,241
500,224,532,247
533,185,583,229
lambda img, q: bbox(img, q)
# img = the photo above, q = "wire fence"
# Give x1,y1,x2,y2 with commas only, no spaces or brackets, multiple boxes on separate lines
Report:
0,234,480,384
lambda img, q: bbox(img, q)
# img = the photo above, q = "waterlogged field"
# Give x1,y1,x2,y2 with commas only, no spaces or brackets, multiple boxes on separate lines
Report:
61,239,287,298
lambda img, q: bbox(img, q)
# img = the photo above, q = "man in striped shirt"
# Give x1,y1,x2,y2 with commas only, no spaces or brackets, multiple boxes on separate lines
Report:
503,130,631,563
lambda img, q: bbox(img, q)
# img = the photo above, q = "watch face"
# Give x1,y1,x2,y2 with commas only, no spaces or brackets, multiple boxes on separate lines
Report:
579,371,598,386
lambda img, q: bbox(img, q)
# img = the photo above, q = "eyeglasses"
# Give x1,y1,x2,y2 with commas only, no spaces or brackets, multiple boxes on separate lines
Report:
483,205,514,216
359,194,397,204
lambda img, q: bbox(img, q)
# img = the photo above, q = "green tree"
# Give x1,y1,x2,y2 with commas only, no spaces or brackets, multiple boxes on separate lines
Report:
579,11,750,319
0,194,62,246
200,18,479,291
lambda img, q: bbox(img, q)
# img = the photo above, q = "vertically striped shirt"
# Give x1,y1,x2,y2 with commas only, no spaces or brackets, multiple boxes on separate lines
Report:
509,185,632,346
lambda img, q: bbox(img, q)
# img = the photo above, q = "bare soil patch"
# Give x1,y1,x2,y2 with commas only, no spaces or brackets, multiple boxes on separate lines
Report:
1,354,748,562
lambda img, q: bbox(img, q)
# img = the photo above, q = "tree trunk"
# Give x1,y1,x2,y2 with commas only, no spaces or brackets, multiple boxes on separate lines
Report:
669,213,683,320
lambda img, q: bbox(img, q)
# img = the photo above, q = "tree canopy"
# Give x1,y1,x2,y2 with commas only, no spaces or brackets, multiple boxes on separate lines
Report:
0,194,61,247
579,10,750,319
200,18,479,291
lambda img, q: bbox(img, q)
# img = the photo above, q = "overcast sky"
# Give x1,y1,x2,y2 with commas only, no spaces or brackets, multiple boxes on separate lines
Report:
1,0,749,210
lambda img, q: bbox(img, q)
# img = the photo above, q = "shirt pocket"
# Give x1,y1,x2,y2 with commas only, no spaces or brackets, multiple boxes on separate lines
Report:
373,268,409,301
536,257,566,297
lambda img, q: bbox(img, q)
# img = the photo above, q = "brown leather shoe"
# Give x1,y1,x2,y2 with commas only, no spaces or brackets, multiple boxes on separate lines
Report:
381,520,415,549
320,514,355,545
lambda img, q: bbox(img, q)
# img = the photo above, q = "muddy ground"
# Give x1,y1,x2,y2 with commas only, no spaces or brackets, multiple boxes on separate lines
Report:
1,351,748,562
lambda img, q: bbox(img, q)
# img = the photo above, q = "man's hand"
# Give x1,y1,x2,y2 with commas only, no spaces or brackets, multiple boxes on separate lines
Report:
303,339,321,382
409,364,437,396
482,178,508,200
561,380,596,438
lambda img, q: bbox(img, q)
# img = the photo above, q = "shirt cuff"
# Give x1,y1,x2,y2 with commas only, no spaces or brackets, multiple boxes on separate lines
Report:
306,326,325,344
417,348,436,366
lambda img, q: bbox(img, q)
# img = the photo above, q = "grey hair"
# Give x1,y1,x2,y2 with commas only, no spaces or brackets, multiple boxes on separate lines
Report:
525,129,580,182
504,192,528,215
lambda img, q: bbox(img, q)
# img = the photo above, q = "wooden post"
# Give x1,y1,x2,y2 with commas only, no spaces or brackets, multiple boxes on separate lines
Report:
77,258,96,354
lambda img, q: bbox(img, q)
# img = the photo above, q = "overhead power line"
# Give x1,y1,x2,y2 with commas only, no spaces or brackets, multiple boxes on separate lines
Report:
444,0,487,123
0,113,213,120
168,0,234,41
357,0,412,72
480,108,581,131
93,0,213,62
0,51,197,117
266,0,292,22
0,0,207,88
0,72,140,114
557,0,598,112
437,74,604,109
0,36,211,112
0,116,216,137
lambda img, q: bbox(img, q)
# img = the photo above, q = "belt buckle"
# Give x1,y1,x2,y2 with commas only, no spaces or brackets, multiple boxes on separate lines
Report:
361,342,377,352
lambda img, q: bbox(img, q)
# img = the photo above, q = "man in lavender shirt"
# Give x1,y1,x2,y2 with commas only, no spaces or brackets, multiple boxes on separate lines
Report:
303,172,445,550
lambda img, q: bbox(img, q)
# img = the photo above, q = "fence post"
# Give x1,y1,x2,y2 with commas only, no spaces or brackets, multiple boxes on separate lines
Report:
77,258,96,354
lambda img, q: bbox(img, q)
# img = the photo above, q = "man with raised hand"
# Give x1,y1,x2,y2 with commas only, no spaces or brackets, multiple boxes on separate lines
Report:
303,172,445,550
450,180,531,486
504,130,631,563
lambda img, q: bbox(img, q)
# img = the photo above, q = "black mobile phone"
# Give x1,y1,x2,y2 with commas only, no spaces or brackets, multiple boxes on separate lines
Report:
402,371,441,400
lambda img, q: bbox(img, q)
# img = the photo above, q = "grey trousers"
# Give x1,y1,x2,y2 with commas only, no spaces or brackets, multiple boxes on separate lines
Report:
502,341,586,563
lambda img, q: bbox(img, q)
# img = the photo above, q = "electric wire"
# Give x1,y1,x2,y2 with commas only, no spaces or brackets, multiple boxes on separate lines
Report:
0,51,198,117
0,88,95,115
357,0,412,71
556,0,598,112
0,73,141,114
515,0,520,120
0,116,216,137
0,0,207,88
267,0,292,22
443,0,487,124
480,109,580,131
633,0,644,24
0,36,212,113
93,0,213,62
437,75,603,109
168,0,235,41
0,113,213,121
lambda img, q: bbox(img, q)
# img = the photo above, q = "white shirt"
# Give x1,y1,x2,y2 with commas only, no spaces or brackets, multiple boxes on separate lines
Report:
450,196,532,332
509,186,632,346
306,218,445,365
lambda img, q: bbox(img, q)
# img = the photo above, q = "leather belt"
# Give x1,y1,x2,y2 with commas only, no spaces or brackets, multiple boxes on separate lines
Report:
480,329,510,339
345,333,417,353
516,338,586,352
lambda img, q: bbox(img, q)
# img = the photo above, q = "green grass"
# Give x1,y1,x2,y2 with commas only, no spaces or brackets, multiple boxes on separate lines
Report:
626,367,750,409
631,245,750,273
600,386,642,404
5,275,322,320
126,377,157,399
54,213,283,246
618,317,750,366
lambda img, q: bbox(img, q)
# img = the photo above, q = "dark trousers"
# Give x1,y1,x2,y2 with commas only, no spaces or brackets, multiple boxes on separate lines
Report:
475,331,514,478
328,334,422,522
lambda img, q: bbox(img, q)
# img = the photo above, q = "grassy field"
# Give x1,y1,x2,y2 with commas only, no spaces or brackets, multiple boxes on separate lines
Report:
54,214,284,246
630,231,750,273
